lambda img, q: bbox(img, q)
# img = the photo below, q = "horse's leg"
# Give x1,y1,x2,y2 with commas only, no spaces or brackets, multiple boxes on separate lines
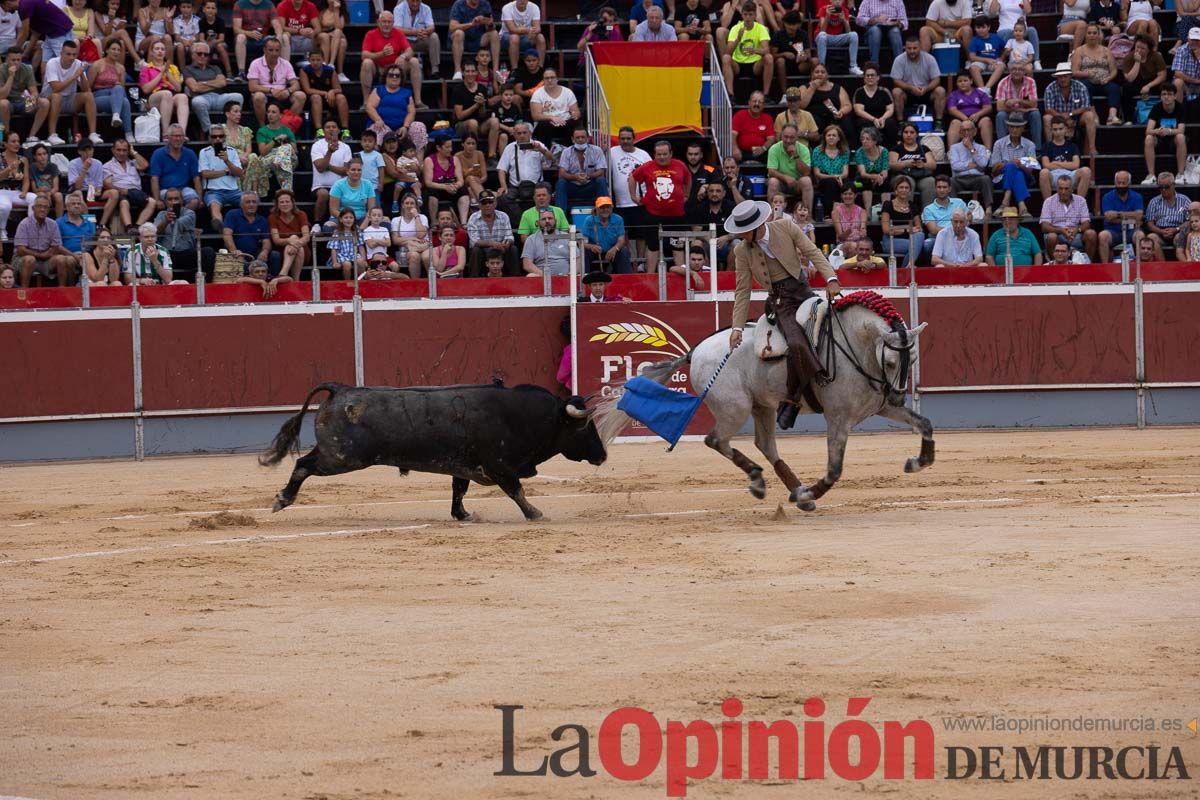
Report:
753,405,801,497
792,417,852,512
705,411,766,500
876,404,936,473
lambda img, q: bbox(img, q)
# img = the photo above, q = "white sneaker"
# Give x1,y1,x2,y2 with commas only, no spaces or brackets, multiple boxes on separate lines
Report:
0,230,9,242
1176,172,1188,185
110,111,121,127
1141,174,1156,185
23,134,40,146
1034,60,1042,71
88,132,104,145
452,70,462,80
46,133,66,146
337,72,351,83
979,85,992,97
849,65,864,76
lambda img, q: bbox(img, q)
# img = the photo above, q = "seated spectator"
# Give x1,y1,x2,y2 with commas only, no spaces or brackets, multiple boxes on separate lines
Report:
578,7,623,67
556,127,609,212
247,36,305,128
880,175,923,266
688,181,735,267
501,0,545,67
946,71,994,150
198,0,234,76
361,11,423,109
326,207,365,279
722,155,755,204
774,87,820,146
919,0,972,52
579,196,630,274
429,224,466,278
184,41,245,134
510,48,544,106
488,82,526,162
811,124,851,213
122,222,174,285
1070,25,1121,125
0,47,49,145
365,64,421,140
771,11,811,94
1181,210,1200,262
11,194,74,285
989,111,1036,217
27,144,63,217
311,120,352,224
815,0,861,74
766,123,814,213
496,121,552,217
56,192,94,275
87,40,135,141
0,133,30,240
1040,173,1097,260
852,64,897,149
423,135,467,222
330,159,377,229
0,265,12,288
141,41,189,139
481,247,507,278
67,143,107,208
466,189,516,275
452,63,497,142
298,47,348,136
731,91,775,162
1141,85,1187,186
154,186,211,281
529,68,579,145
632,6,677,41
248,103,298,195
102,137,157,230
681,142,720,217
922,175,967,258
1177,1,1200,54
799,64,853,145
172,0,201,65
1121,0,1160,41
391,192,430,278
150,125,203,211
358,129,386,203
433,207,469,250
931,209,983,266
1174,29,1200,102
721,2,771,97
992,0,1041,66
136,0,176,64
1120,35,1167,125
223,191,278,273
844,237,885,271
1098,171,1144,262
966,16,1005,91
1144,172,1191,257
43,40,102,146
233,0,277,79
382,134,419,213
268,189,311,279
83,226,121,284
889,122,936,208
199,124,244,230
986,206,1042,264
516,182,569,238
521,207,570,276
237,257,293,296
361,206,400,275
1000,20,1035,71
1047,240,1074,264
854,125,889,211
1044,62,1099,155
1039,118,1092,198
449,0,500,79
274,0,319,63
994,61,1040,148
856,0,907,66
831,184,866,245
890,35,946,123
949,120,993,217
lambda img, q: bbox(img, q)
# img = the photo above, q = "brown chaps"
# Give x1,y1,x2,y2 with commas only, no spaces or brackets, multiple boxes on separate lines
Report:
766,277,828,406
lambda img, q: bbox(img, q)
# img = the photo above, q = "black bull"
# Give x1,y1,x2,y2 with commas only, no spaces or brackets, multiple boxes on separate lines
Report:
259,383,607,521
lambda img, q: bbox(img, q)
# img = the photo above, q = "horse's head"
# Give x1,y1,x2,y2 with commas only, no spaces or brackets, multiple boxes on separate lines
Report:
877,322,927,397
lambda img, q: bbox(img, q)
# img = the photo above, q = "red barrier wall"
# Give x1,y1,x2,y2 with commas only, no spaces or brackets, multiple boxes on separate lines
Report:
1,317,133,417
1143,291,1200,383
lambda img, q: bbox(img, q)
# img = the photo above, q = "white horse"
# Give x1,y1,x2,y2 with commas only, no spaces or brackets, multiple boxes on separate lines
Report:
596,302,933,511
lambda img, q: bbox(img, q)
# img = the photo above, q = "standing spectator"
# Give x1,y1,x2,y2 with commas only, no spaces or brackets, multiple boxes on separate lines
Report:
577,7,623,66
1098,170,1144,262
946,71,994,150
56,191,94,274
150,125,203,211
1040,173,1096,260
1141,85,1187,185
1039,117,1091,198
774,86,820,146
7,0,73,68
731,90,775,161
154,186,210,280
766,123,814,213
771,11,811,95
891,121,937,208
856,0,907,67
811,124,850,212
579,196,630,273
87,39,133,140
449,0,499,80
1119,35,1166,125
198,0,234,77
122,223,174,284
966,15,1005,92
42,40,101,146
1144,172,1190,256
451,62,495,141
297,48,348,135
330,158,377,225
989,111,1035,216
609,125,650,258
275,0,321,63
994,60,1040,148
800,62,853,144
501,0,543,67
102,137,157,229
1043,63,1098,153
223,191,277,272
985,206,1042,264
521,207,570,276
232,0,276,79
199,124,244,230
720,2,771,97
931,209,983,266
364,63,421,140
919,0,971,52
880,175,922,265
67,140,106,202
690,181,735,268
815,0,861,75
141,40,189,138
268,188,311,279
466,189,515,274
555,126,608,211
0,46,50,145
1173,29,1200,104
247,102,297,194
311,119,351,223
247,36,305,128
852,63,897,148
361,11,423,109
628,140,690,273
16,195,75,286
890,35,945,123
988,0,1040,69
529,68,579,145
631,6,677,41
396,0,439,80
83,226,121,284
949,119,993,217
185,41,245,133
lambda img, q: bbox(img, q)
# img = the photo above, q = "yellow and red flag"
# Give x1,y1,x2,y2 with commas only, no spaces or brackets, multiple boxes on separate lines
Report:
590,42,705,143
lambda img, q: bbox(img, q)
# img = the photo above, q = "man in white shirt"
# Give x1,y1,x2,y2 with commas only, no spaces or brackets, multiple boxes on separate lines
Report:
501,0,544,71
394,0,439,78
310,119,352,224
43,40,102,146
631,6,677,41
609,125,650,261
931,210,983,267
496,120,551,219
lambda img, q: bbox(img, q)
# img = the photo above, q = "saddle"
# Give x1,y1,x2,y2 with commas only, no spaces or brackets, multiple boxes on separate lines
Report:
751,296,828,361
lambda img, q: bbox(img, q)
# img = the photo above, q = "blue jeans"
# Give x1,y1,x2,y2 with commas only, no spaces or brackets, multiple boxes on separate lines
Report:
997,27,1040,62
882,231,926,266
995,162,1031,205
815,31,860,68
191,92,246,132
204,187,243,208
865,24,902,66
996,111,1042,151
41,32,73,63
584,245,632,274
94,85,132,136
555,176,610,212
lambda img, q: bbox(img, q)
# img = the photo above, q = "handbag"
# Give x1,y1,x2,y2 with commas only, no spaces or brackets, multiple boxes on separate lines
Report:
1135,97,1158,125
133,107,160,143
512,143,537,203
279,110,303,134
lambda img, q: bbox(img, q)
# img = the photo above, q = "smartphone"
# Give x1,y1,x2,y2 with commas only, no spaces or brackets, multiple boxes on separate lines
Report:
518,142,533,150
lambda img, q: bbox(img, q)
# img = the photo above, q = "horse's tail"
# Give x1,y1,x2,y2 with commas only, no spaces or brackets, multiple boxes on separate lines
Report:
258,383,343,466
592,352,692,448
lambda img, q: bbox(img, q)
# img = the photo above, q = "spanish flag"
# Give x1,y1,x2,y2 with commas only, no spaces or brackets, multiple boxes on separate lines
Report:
590,42,705,143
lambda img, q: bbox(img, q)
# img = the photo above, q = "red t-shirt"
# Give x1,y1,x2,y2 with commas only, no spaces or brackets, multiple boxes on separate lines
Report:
275,0,319,31
731,109,773,151
632,158,689,218
817,4,848,34
363,28,411,68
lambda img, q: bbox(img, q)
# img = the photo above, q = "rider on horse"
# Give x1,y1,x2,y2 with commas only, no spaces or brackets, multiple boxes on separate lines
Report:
725,199,841,429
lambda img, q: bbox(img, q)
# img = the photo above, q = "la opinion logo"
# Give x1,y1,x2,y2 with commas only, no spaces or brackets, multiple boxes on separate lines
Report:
590,312,693,393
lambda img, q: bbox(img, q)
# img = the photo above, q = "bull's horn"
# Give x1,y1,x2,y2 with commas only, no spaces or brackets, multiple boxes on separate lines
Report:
565,403,590,419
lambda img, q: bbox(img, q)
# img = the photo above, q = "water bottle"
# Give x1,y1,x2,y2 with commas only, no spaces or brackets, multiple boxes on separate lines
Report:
86,184,96,203
814,198,824,223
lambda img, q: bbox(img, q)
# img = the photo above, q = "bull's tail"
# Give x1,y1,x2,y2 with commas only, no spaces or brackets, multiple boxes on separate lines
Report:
592,352,692,448
258,383,344,466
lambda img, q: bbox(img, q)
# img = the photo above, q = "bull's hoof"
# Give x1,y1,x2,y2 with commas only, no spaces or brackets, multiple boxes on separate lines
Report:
748,469,766,500
523,507,544,521
272,494,291,513
452,512,475,522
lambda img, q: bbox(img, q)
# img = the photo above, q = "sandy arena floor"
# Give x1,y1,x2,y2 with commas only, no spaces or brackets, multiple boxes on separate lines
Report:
1,427,1198,799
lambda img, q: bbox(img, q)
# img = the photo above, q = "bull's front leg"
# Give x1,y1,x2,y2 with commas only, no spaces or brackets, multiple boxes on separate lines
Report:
491,472,543,521
450,476,474,521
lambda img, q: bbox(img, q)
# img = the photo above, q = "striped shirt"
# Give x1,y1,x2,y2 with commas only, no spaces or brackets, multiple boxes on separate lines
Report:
466,209,513,247
1146,192,1192,230
994,74,1037,105
1172,45,1200,83
855,0,908,28
1043,79,1092,115
1039,193,1091,229
122,243,173,280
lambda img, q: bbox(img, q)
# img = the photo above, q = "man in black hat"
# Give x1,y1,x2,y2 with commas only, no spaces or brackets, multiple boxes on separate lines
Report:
727,198,840,428
578,270,629,303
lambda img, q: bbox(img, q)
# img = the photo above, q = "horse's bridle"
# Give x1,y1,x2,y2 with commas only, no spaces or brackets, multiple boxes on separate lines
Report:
827,310,917,404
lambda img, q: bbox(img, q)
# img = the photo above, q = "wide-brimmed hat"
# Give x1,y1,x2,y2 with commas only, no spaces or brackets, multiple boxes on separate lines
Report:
723,199,773,234
1006,111,1027,127
1053,62,1072,76
582,271,612,285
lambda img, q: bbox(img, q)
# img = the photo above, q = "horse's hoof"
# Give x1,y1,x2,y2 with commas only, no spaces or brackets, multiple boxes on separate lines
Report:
749,480,766,500
790,487,814,503
797,499,817,512
905,457,926,473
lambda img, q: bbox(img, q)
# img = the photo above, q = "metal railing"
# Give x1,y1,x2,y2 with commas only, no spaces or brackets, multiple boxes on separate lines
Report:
707,42,732,163
584,46,613,187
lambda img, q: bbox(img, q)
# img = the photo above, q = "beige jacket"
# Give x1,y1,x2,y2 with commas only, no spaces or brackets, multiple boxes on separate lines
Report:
731,218,837,330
